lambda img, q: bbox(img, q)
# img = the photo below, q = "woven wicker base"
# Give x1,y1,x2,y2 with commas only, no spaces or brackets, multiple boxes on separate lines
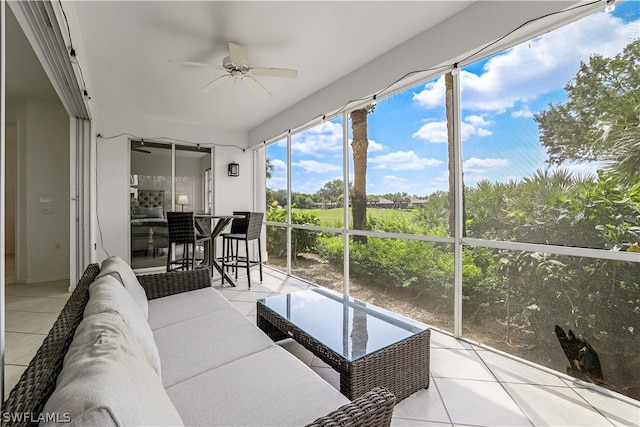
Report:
257,296,430,402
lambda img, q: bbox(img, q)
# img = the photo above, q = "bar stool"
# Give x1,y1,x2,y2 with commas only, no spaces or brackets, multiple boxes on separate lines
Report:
221,212,263,288
166,211,211,272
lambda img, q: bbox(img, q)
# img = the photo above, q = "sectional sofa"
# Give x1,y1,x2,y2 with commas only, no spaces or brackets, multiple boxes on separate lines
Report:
2,256,395,426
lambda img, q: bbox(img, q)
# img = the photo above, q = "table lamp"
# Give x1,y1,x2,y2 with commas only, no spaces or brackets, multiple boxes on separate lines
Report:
177,194,189,211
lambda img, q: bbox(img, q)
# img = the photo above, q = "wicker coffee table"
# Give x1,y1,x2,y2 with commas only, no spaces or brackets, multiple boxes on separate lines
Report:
257,288,430,402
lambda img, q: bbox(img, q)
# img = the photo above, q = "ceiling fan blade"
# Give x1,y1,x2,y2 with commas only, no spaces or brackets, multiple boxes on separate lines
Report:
242,76,270,99
169,59,223,70
200,75,231,93
228,42,245,67
251,67,298,78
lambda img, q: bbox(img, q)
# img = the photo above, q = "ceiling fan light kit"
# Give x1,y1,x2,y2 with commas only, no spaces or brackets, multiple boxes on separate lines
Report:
172,42,297,98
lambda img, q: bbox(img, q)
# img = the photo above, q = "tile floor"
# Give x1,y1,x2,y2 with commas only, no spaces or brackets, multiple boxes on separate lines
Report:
4,259,640,426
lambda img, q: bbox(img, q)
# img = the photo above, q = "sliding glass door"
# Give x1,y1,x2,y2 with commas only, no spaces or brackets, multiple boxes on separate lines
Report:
130,140,212,270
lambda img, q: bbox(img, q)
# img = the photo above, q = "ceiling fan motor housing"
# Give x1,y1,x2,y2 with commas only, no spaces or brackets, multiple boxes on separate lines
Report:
223,56,249,73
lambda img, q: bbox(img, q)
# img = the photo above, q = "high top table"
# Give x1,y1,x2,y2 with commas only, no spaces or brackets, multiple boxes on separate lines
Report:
257,288,430,402
194,214,243,286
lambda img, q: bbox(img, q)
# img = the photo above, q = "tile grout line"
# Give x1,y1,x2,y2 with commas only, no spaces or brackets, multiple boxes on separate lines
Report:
474,346,623,426
472,346,536,427
429,375,455,427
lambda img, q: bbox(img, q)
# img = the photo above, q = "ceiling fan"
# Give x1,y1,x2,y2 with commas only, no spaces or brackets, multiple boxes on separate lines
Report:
170,42,297,98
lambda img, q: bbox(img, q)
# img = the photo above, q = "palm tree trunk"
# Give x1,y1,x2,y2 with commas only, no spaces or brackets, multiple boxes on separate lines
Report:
446,72,456,237
350,108,370,244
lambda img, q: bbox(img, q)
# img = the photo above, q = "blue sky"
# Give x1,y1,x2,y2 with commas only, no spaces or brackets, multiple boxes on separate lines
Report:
268,2,639,196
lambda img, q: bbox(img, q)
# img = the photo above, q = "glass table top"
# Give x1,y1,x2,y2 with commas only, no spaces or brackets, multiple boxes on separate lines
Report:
258,288,429,362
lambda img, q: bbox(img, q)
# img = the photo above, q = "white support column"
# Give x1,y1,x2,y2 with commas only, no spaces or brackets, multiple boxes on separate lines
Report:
342,113,350,297
286,132,292,275
452,67,464,338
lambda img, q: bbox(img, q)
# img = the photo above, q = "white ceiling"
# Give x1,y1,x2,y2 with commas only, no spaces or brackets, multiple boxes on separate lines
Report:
65,1,473,131
8,1,590,136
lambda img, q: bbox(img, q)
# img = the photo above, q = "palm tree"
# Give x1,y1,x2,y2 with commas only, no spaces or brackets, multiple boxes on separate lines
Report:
350,106,374,244
445,72,465,237
266,158,274,180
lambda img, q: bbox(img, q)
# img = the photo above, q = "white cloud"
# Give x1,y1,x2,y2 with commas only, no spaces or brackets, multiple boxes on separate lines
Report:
347,138,386,153
512,108,534,118
412,121,448,143
270,158,286,169
383,175,405,183
368,139,385,152
292,159,340,173
412,78,445,108
554,161,606,178
291,121,343,157
412,115,493,143
267,176,286,190
464,157,509,172
369,150,442,170
465,115,491,127
477,128,493,137
413,12,636,113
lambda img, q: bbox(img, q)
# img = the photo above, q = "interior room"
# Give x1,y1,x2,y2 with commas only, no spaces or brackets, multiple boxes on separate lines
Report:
2,0,639,425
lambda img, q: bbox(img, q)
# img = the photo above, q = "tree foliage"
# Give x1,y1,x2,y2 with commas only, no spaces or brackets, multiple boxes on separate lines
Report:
535,40,640,180
317,179,346,206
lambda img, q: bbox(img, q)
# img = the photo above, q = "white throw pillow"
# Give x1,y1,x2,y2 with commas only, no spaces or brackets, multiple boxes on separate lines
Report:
85,275,161,376
97,255,149,318
41,312,183,427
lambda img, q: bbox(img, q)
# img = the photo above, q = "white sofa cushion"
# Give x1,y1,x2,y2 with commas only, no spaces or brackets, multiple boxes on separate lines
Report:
84,274,162,376
96,255,149,318
148,287,232,331
166,346,349,426
41,312,183,426
153,306,275,388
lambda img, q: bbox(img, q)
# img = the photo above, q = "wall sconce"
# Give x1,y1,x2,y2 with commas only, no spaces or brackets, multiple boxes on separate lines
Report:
177,194,189,211
228,162,239,177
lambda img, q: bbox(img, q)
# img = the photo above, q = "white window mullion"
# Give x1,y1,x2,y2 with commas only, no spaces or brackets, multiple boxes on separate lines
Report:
453,68,464,339
342,112,350,297
286,132,292,275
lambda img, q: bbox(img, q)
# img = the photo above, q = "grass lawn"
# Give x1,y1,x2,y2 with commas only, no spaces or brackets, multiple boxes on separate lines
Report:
292,207,415,227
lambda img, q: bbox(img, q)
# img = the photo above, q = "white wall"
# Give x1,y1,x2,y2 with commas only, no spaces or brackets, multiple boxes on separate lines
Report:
7,98,70,283
94,108,252,263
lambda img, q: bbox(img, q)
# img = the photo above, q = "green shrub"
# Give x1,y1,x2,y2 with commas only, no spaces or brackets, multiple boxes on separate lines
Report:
266,204,321,259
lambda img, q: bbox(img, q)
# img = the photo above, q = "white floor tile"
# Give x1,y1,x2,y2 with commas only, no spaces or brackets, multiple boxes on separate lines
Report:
392,385,450,424
5,296,67,314
430,348,495,381
504,383,613,426
227,290,272,302
572,387,640,426
392,419,452,426
4,311,59,334
5,282,70,299
430,331,473,350
477,349,567,387
4,332,46,364
278,338,314,366
4,364,28,394
437,378,532,426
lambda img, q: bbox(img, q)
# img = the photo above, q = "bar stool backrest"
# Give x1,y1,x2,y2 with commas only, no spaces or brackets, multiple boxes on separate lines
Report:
245,212,264,241
167,212,196,244
230,211,250,234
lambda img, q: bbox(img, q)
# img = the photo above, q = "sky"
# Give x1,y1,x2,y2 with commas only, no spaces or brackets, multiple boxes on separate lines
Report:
267,2,639,197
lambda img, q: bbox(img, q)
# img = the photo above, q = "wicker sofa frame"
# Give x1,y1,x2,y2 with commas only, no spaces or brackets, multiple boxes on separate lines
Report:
1,265,396,427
